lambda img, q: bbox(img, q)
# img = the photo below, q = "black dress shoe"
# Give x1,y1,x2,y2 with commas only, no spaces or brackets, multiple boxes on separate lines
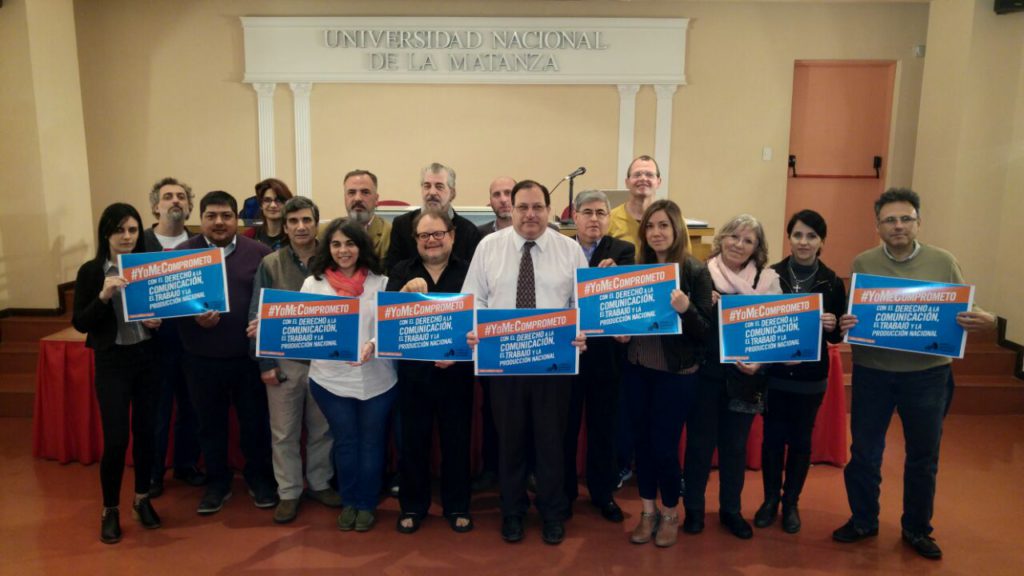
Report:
542,520,565,545
753,497,779,528
132,497,162,529
832,520,878,543
197,489,232,515
596,500,624,523
501,515,524,543
682,508,705,534
173,466,208,487
100,508,122,544
720,511,753,539
902,529,942,560
781,504,801,534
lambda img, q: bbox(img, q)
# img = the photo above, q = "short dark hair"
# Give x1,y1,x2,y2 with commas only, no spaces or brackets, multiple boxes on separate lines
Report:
874,187,921,218
627,155,661,178
199,191,238,216
95,203,145,263
511,180,550,207
412,208,453,234
343,169,378,188
310,218,382,279
786,209,828,240
283,196,320,224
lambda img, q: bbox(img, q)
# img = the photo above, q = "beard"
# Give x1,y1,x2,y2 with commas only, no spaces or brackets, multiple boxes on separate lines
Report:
166,206,187,223
348,210,371,225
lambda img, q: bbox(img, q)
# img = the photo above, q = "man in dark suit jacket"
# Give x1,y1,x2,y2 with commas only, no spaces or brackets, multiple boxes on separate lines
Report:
564,190,635,523
384,162,481,272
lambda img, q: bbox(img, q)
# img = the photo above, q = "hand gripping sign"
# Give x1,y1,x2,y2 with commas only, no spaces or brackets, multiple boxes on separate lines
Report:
475,308,579,376
256,288,360,362
376,291,475,362
576,263,681,337
119,248,229,321
844,273,974,358
719,293,823,364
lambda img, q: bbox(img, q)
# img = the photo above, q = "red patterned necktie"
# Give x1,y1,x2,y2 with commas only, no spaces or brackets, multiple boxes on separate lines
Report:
516,241,536,308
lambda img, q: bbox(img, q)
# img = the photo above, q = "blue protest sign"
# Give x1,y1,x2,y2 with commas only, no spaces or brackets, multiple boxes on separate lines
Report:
256,288,360,362
475,308,579,376
119,248,228,321
845,273,973,358
719,293,823,364
576,263,681,337
375,291,474,362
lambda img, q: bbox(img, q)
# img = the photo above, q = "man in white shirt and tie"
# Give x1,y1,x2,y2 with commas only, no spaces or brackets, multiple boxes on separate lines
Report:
462,179,588,546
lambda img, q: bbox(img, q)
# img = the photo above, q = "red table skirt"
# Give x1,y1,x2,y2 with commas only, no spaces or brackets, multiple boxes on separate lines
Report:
33,333,846,472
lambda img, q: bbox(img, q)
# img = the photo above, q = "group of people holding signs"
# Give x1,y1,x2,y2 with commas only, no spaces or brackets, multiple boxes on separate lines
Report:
73,157,993,561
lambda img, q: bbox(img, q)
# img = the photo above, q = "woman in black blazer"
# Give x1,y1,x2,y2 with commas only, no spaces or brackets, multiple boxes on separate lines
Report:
754,210,847,534
72,203,163,544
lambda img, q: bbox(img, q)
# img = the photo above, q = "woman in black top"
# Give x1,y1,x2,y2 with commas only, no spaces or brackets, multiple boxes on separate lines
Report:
621,200,713,548
754,210,846,534
72,203,163,544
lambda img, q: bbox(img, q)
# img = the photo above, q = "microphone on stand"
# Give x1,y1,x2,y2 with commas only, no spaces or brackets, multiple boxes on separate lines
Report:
565,166,587,180
551,166,587,224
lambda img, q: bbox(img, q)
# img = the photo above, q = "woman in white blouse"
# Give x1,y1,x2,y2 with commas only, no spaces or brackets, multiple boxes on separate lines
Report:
303,219,396,533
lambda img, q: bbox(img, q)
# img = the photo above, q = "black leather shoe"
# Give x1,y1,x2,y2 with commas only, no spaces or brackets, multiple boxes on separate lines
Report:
173,465,208,487
542,520,565,545
596,500,624,523
832,520,878,543
100,508,122,544
132,497,161,529
720,512,753,539
501,515,524,543
781,504,801,534
682,508,705,534
753,497,779,528
902,530,942,560
197,489,232,515
148,477,164,499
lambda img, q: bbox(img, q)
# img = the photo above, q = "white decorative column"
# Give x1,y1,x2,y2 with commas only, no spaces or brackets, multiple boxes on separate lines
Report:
654,84,678,199
616,84,641,184
289,82,313,198
253,83,277,180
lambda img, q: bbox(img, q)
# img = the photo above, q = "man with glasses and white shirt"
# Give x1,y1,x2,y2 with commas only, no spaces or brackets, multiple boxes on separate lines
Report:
832,188,995,560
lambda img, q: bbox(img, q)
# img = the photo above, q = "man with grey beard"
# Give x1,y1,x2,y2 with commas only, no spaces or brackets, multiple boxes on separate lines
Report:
343,169,391,262
143,177,207,497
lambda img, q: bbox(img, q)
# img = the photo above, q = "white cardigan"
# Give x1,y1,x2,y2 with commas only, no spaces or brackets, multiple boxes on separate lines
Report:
301,272,396,401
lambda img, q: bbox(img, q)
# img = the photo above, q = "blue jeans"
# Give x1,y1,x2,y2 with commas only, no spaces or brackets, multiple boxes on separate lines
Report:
310,380,397,511
844,364,951,535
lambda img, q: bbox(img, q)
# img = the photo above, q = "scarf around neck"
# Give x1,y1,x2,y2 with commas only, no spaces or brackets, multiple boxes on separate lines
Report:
708,255,780,295
324,267,368,297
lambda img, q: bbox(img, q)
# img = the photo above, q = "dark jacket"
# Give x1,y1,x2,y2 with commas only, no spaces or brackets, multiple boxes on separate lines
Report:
72,259,120,351
581,236,636,376
143,226,195,253
385,208,482,272
663,255,714,373
767,256,847,382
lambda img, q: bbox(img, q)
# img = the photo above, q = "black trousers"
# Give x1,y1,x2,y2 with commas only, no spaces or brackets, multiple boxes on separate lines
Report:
478,377,499,475
563,366,619,507
490,375,572,521
683,373,755,514
398,364,474,517
94,341,159,507
184,353,274,493
763,388,825,456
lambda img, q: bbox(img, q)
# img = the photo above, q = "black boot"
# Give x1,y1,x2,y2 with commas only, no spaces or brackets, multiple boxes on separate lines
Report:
753,447,784,528
100,508,122,544
781,452,812,534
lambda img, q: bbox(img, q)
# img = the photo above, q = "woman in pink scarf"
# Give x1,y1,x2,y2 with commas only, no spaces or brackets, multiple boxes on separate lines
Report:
302,219,396,533
682,214,781,540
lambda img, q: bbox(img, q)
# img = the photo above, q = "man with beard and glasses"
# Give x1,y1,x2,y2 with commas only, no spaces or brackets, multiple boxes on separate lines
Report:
343,170,391,262
384,162,481,272
142,177,206,497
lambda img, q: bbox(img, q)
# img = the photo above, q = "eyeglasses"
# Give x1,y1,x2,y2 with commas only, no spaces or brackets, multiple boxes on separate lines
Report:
577,209,609,219
630,171,658,179
415,230,450,242
878,215,918,226
261,196,283,205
